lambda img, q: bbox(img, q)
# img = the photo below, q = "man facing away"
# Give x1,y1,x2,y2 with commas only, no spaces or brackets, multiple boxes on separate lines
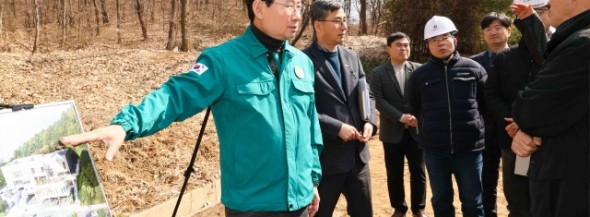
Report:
510,0,590,216
61,0,324,216
470,12,512,217
370,32,427,217
405,15,487,217
303,1,377,216
484,3,550,216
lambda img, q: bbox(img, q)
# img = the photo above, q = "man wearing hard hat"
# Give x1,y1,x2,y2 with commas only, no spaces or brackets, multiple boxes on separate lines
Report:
405,15,487,217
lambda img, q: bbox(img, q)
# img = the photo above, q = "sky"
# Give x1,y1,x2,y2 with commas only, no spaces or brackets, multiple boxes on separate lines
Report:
0,102,79,163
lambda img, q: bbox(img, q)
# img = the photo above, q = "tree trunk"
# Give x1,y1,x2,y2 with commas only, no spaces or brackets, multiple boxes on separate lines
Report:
150,0,155,22
61,0,66,47
32,0,40,54
92,0,100,35
179,0,189,51
100,0,109,25
358,0,367,35
0,0,4,36
165,0,177,50
369,0,381,35
116,0,121,44
68,0,73,26
135,0,148,40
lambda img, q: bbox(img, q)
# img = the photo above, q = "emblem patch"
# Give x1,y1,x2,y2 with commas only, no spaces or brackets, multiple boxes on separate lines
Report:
189,63,208,75
294,66,304,79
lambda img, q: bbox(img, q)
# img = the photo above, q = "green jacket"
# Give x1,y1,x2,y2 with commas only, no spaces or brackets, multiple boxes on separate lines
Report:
111,26,323,212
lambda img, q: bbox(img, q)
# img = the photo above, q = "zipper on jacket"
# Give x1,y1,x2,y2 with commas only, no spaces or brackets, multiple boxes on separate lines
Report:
444,64,454,153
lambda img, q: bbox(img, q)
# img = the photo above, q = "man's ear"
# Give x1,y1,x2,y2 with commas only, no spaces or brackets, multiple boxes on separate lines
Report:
453,37,458,46
313,21,322,35
253,0,265,19
507,26,512,37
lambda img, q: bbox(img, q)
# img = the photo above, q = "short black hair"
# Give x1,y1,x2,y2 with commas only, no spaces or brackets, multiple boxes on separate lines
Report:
480,12,511,30
244,0,274,22
309,0,343,22
386,32,410,46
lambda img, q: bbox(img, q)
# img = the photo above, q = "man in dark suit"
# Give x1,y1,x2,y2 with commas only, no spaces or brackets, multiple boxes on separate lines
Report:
370,32,426,217
303,1,377,217
469,12,511,217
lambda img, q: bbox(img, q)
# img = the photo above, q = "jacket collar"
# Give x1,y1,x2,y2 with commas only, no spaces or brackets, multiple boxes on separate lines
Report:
547,9,590,55
429,50,460,66
244,25,292,59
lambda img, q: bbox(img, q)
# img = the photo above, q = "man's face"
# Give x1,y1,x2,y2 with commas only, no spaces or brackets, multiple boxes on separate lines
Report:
483,20,511,48
314,8,348,47
548,0,574,28
427,33,457,59
387,38,411,64
257,0,302,40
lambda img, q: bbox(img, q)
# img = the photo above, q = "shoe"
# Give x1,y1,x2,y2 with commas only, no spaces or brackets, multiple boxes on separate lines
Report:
391,210,406,217
412,210,428,217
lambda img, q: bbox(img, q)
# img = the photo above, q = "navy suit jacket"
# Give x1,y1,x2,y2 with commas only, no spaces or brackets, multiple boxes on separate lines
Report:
303,42,377,175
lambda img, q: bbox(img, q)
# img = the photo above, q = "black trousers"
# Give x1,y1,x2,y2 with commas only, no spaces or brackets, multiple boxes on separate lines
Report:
482,143,501,217
501,149,532,217
316,158,373,217
382,130,426,213
225,207,308,217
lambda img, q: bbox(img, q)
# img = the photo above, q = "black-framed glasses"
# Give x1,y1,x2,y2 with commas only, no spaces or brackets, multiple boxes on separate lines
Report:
317,18,347,26
272,0,304,14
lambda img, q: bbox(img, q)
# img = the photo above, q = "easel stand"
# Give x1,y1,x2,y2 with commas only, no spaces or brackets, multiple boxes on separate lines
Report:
171,107,211,217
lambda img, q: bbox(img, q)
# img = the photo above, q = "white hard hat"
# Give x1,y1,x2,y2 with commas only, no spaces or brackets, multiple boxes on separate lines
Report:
513,0,548,8
423,15,458,40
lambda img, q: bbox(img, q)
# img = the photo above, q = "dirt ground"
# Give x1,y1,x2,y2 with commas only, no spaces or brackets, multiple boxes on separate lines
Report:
194,137,510,217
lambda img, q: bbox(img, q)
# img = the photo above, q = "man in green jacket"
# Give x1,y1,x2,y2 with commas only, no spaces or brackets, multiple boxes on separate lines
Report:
60,0,323,216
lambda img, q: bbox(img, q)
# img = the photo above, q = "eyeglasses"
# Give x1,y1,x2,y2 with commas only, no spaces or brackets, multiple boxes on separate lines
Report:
317,18,347,26
428,34,453,43
273,1,303,15
483,26,507,34
534,6,550,15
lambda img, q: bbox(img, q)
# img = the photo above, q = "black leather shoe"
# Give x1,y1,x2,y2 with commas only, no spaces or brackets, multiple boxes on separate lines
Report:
412,210,428,217
391,210,406,217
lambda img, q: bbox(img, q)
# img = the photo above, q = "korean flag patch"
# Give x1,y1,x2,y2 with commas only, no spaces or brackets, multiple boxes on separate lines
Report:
189,63,208,75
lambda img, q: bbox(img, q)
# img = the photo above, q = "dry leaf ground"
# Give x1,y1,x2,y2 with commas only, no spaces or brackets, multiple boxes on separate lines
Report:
0,21,509,217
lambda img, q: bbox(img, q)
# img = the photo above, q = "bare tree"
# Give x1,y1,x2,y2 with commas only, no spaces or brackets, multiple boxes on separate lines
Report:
179,0,189,51
359,0,367,35
116,0,121,43
0,0,4,36
135,0,148,40
165,0,177,50
92,0,100,35
369,0,382,35
32,0,40,54
61,0,66,47
150,0,155,22
100,0,109,25
68,0,73,27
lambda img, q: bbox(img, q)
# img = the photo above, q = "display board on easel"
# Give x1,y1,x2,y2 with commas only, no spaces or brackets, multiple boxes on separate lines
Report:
0,101,112,217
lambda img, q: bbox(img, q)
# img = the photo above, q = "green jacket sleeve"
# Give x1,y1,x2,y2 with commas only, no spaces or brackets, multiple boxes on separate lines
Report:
111,50,225,140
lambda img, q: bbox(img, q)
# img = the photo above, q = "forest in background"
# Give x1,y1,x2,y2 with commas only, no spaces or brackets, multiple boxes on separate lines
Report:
0,0,519,60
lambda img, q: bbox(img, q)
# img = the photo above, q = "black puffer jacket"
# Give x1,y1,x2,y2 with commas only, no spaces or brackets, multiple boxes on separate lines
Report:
406,51,487,153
